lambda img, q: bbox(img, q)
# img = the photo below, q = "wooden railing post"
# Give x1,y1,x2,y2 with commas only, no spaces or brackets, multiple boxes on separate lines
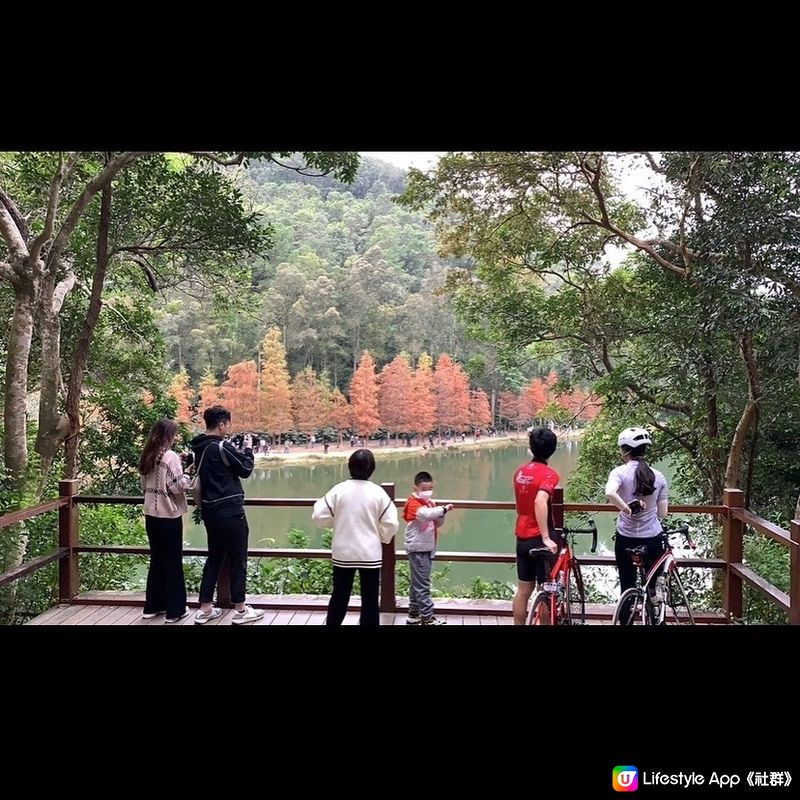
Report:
552,486,564,529
723,488,744,621
380,482,396,613
58,479,80,602
790,520,800,625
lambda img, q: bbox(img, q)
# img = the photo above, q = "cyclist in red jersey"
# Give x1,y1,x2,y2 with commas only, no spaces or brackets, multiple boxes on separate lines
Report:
512,427,561,625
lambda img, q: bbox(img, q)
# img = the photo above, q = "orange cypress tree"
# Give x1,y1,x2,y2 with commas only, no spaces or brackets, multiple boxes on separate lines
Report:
349,351,381,438
521,378,549,423
327,387,351,448
514,395,532,429
259,327,293,444
291,366,329,444
498,390,520,432
469,389,492,431
378,354,415,444
198,368,223,420
221,361,260,433
412,352,436,443
168,369,194,425
433,353,470,434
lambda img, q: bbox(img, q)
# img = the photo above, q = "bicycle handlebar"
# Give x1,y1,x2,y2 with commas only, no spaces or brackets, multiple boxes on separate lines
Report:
555,519,598,553
662,523,696,550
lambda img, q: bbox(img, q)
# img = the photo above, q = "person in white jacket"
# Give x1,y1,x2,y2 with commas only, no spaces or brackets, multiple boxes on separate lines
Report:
312,449,399,625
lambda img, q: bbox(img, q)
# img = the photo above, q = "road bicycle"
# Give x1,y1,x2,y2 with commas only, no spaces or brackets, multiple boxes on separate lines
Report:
526,521,597,625
611,523,696,625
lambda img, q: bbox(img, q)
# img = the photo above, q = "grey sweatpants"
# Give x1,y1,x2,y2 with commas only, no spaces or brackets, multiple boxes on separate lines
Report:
408,551,434,619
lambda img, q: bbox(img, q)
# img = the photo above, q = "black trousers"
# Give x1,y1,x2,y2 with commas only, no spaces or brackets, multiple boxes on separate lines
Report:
144,515,187,618
199,513,249,604
326,566,380,626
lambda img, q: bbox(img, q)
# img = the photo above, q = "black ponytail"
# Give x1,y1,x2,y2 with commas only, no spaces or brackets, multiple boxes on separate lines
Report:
622,443,656,496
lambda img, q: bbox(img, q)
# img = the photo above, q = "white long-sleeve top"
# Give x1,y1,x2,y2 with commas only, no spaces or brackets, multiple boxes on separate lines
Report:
141,449,191,519
312,479,399,568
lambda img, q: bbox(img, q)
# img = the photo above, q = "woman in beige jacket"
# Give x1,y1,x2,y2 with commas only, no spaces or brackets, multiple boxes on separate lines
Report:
139,419,191,622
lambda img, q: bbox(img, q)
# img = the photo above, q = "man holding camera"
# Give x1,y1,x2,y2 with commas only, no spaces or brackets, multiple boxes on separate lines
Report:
189,405,265,624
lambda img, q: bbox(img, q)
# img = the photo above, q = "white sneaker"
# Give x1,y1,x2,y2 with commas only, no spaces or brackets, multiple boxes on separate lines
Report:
165,608,190,623
231,605,265,625
194,607,223,624
142,610,165,620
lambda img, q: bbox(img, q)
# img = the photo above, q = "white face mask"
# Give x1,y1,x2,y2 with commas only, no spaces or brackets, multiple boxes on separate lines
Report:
418,490,433,500
527,448,534,458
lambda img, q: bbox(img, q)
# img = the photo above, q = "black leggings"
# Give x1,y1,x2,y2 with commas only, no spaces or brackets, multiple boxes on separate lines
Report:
615,532,665,593
326,566,381,626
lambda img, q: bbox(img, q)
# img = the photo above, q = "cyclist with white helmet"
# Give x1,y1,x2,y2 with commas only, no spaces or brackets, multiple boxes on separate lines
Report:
605,427,669,604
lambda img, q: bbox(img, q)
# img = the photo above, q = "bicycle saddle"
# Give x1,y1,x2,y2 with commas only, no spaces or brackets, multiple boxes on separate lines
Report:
528,546,552,557
625,545,648,557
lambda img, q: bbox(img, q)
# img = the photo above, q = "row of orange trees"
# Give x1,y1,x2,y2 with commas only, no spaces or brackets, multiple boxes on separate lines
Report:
169,328,601,443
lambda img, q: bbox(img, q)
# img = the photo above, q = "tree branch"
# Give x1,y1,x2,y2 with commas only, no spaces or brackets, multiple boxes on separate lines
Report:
29,152,80,262
645,415,697,454
46,152,146,273
600,342,693,415
0,201,28,261
641,152,666,175
576,153,690,279
52,270,77,314
0,185,30,243
186,151,246,166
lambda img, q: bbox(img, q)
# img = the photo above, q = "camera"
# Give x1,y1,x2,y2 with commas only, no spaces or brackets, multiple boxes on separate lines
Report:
629,499,643,515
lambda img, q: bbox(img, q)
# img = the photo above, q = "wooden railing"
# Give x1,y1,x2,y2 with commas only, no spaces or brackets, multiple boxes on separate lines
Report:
2,481,799,623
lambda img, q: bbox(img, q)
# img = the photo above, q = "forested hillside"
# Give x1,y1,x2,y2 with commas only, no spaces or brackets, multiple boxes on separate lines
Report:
154,156,563,395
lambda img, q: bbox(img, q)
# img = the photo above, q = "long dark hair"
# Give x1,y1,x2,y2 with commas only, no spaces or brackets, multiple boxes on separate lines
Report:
139,419,179,475
621,443,656,496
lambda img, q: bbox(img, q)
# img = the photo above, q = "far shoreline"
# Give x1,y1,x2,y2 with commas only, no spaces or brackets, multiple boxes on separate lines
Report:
253,428,584,469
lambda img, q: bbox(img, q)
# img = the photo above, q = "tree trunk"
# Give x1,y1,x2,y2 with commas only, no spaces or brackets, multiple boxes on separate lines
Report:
65,181,113,479
3,283,36,489
35,278,67,485
34,264,78,492
724,332,762,490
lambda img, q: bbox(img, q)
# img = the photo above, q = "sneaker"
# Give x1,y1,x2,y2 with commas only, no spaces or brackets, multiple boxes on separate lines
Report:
142,610,165,620
420,616,446,625
231,605,265,625
194,607,223,624
165,607,190,623
405,615,422,625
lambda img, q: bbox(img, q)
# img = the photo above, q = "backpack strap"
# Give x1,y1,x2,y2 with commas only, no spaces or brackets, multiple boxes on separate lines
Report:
193,444,210,480
218,439,231,468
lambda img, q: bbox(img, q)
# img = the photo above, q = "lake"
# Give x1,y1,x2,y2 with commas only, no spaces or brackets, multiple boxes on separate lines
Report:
184,438,620,592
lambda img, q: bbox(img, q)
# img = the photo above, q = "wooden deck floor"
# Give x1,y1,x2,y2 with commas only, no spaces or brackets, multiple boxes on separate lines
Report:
28,591,722,625
28,603,522,626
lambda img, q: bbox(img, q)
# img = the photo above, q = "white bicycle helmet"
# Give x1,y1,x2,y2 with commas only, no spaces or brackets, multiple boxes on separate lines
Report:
617,426,652,448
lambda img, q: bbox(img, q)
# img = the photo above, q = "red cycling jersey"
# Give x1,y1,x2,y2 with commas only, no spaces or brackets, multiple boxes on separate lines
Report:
513,460,560,539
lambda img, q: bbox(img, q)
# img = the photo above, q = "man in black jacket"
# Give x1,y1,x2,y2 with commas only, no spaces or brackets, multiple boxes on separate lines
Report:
190,406,265,625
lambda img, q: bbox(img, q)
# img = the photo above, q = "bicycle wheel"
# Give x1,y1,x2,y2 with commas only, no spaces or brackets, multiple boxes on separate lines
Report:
527,591,555,625
612,588,647,625
664,568,695,625
564,558,586,625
